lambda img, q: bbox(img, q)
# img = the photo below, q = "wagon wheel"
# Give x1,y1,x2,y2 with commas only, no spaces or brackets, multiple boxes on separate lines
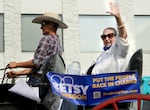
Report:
92,94,150,110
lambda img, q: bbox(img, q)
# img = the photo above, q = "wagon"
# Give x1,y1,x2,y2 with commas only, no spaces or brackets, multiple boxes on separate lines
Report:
0,49,149,110
0,54,65,110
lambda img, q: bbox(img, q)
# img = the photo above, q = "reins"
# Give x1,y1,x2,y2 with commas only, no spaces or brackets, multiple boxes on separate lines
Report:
0,64,9,84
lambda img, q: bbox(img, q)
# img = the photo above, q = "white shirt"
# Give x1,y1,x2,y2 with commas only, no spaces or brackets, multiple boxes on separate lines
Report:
92,36,129,74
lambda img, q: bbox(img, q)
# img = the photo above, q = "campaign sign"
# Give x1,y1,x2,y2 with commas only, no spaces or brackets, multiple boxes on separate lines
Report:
46,71,140,105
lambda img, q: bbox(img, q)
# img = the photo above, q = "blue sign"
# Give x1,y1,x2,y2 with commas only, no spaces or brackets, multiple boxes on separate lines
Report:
46,71,140,106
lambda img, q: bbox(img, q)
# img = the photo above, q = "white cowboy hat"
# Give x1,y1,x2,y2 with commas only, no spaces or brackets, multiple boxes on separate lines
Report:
32,12,68,29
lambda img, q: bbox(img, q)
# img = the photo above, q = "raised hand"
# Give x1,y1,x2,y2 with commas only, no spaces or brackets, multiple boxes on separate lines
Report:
106,2,120,18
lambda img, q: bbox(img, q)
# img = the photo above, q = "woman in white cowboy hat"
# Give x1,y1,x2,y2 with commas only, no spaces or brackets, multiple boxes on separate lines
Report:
7,12,68,110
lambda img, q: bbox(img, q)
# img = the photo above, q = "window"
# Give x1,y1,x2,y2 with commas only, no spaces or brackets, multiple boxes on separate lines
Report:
134,15,150,51
0,14,4,52
79,15,116,52
21,14,63,52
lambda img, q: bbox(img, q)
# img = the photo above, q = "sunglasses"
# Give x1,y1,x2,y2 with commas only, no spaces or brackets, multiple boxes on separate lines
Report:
101,33,116,40
41,21,51,27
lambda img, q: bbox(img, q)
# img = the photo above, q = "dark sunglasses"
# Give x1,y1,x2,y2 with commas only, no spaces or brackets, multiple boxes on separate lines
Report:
101,33,116,40
41,21,51,27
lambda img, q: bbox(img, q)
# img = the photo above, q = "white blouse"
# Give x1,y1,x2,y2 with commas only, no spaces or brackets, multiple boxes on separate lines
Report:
92,36,129,75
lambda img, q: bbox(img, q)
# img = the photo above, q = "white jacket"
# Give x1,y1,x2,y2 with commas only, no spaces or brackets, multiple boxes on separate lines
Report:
92,36,129,74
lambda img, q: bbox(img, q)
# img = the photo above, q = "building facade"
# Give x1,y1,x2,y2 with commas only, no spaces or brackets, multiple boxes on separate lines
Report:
0,0,150,81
